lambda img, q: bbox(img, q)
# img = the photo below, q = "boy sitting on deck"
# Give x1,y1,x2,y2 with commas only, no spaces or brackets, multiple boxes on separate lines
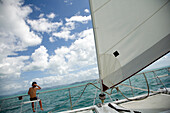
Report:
28,82,43,112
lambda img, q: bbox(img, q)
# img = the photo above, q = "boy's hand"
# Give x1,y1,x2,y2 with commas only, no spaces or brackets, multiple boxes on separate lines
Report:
35,84,41,89
33,84,38,87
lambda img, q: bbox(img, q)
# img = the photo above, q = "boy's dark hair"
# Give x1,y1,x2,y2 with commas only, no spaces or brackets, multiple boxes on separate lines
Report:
32,82,37,87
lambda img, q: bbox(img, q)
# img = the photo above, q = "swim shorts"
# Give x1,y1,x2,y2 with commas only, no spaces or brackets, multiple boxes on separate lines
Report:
30,97,39,101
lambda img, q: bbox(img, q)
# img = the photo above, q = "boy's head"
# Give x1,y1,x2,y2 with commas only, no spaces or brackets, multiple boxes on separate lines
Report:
32,82,37,87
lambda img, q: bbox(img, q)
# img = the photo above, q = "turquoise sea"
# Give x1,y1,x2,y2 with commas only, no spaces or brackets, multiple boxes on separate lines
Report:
0,67,170,113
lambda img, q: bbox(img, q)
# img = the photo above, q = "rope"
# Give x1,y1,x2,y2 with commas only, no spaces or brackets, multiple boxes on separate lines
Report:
93,88,98,105
153,71,168,92
151,74,169,79
119,84,158,93
129,78,134,97
71,82,118,107
72,83,91,107
48,83,97,113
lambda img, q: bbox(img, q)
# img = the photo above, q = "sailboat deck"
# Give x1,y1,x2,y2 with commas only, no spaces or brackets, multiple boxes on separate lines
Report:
119,93,170,113
58,93,170,113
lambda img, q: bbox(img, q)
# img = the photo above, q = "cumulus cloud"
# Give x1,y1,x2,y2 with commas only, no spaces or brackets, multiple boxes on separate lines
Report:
48,46,70,75
39,13,44,18
0,0,42,50
0,56,29,79
47,12,55,19
62,21,75,31
0,0,42,79
23,46,49,71
27,18,62,33
0,0,94,95
52,15,91,41
49,28,97,76
65,15,91,24
49,36,56,43
84,9,90,13
31,67,98,88
31,76,64,87
0,80,29,96
28,29,98,87
64,0,73,5
52,21,76,41
31,34,98,86
52,30,75,41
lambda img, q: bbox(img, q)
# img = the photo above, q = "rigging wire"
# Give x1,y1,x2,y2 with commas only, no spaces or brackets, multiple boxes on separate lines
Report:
115,73,150,101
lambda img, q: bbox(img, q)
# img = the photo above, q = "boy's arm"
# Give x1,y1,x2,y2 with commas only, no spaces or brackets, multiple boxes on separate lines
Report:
35,84,41,90
28,88,30,95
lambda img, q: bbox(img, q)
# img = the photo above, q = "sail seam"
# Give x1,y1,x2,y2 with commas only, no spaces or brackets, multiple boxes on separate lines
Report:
93,0,111,13
104,0,170,54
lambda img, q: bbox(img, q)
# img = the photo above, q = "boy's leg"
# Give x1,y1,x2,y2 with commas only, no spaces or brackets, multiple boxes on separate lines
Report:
39,99,43,111
32,102,35,112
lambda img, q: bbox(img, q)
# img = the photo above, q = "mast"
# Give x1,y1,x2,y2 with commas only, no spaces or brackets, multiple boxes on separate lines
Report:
89,0,103,94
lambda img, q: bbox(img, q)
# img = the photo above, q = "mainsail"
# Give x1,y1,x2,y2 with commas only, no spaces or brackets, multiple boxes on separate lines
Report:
89,0,170,91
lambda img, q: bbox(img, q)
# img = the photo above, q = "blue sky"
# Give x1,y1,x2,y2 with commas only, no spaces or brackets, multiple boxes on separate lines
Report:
0,0,169,96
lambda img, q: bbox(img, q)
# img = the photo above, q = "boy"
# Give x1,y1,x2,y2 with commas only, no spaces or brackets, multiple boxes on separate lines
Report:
28,82,43,112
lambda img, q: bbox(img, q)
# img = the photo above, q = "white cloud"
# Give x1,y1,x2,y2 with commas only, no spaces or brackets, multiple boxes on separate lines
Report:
31,75,64,87
0,80,30,96
52,30,75,41
47,13,55,19
0,0,42,79
66,29,96,70
50,14,91,42
84,9,90,13
52,21,76,41
30,66,98,88
52,15,91,41
0,56,29,79
39,13,44,18
62,21,75,31
34,5,41,11
49,28,97,76
23,46,49,71
49,36,56,43
64,0,73,5
27,18,63,33
65,15,91,24
48,46,70,75
0,0,42,49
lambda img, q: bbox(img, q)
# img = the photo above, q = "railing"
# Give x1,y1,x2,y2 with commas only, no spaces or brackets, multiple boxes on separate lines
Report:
0,67,169,113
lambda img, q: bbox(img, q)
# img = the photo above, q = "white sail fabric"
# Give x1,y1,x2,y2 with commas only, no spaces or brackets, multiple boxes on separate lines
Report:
89,0,170,90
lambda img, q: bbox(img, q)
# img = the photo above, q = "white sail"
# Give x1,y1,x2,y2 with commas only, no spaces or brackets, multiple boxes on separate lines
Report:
89,0,170,91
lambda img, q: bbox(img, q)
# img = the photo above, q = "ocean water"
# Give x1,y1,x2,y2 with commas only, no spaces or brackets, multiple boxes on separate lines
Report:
0,67,169,113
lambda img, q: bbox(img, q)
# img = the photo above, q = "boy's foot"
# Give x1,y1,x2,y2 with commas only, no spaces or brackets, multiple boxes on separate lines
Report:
33,109,35,112
41,108,44,111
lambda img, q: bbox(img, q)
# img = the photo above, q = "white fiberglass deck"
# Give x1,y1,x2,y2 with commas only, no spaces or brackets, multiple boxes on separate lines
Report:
58,93,170,113
119,93,170,113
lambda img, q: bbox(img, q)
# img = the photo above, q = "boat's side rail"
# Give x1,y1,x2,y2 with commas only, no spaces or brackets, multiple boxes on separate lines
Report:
0,67,169,112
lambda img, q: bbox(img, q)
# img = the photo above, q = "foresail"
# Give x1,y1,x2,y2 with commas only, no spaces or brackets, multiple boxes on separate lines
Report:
89,0,170,91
